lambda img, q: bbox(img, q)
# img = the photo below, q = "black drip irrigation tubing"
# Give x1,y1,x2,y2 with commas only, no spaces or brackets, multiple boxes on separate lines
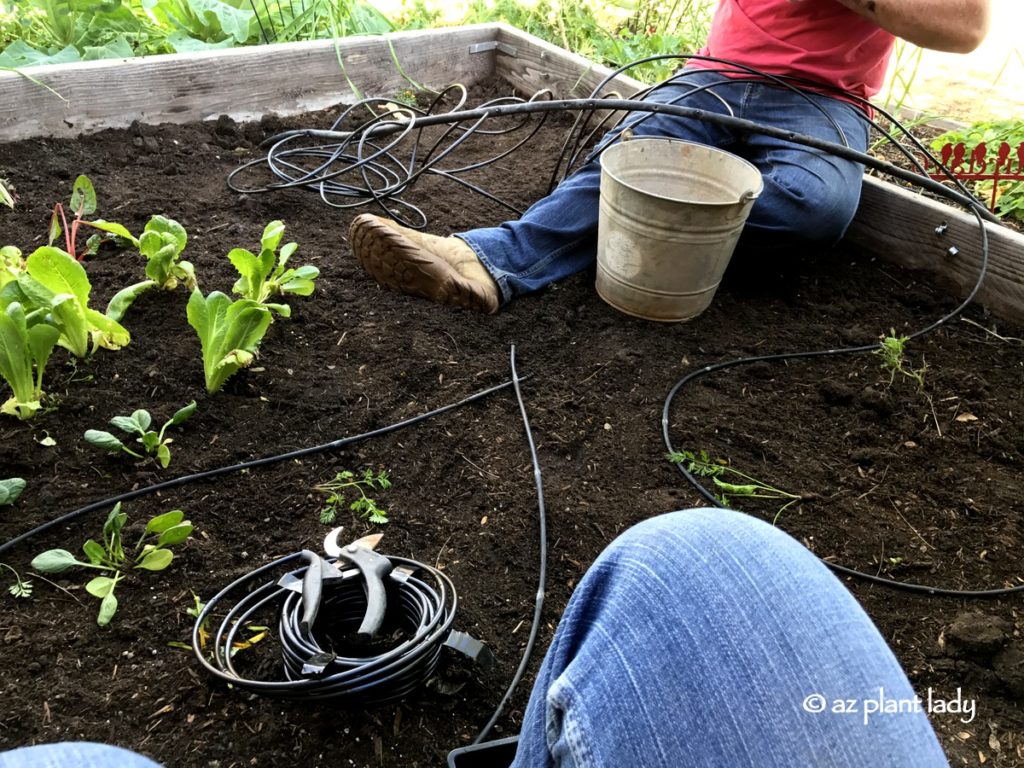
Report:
235,70,1016,598
0,352,548,740
0,377,519,559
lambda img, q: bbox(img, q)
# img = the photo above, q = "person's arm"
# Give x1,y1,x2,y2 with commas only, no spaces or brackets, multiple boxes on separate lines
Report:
832,0,991,53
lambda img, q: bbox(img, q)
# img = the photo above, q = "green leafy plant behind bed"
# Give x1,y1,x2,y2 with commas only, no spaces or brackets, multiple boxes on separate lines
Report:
228,220,318,317
186,289,272,393
31,504,193,626
85,401,197,468
931,119,1024,223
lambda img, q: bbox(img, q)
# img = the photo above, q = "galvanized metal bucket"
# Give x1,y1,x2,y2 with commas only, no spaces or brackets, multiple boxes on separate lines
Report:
596,137,763,322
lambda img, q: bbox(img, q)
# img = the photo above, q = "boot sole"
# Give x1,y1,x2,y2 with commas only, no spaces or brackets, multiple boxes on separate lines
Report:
349,214,498,314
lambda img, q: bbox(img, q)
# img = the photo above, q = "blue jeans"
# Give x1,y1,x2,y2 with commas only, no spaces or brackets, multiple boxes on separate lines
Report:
511,509,947,767
459,70,870,304
0,511,946,767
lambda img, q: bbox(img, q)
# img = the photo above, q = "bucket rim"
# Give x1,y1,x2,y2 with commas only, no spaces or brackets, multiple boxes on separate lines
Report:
601,137,764,206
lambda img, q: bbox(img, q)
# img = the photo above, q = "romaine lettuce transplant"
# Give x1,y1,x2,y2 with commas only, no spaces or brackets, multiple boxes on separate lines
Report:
85,401,197,468
228,220,318,317
31,504,193,626
186,290,272,393
0,477,26,505
0,302,61,419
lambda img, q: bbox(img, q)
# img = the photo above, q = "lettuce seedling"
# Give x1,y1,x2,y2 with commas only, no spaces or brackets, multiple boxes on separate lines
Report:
31,504,192,626
85,401,197,468
106,216,196,322
0,246,129,357
228,220,319,317
0,477,26,505
0,302,61,420
0,247,24,291
186,289,272,394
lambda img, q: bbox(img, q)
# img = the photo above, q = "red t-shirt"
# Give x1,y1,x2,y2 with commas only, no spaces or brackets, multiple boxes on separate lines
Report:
692,0,895,101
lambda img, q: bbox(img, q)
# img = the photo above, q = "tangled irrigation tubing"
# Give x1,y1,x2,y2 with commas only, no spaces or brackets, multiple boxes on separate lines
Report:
227,84,556,229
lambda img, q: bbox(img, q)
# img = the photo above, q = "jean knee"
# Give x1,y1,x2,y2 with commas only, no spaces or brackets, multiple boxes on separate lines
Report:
752,159,864,245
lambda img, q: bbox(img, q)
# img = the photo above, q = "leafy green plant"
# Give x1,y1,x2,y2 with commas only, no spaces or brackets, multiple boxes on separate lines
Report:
0,177,13,208
30,504,192,626
876,330,926,390
667,450,802,522
0,563,32,598
316,468,392,524
186,289,272,393
85,401,197,468
0,302,61,420
228,220,318,317
0,477,26,505
0,246,24,291
931,119,1024,223
48,174,95,260
0,246,130,357
105,215,196,322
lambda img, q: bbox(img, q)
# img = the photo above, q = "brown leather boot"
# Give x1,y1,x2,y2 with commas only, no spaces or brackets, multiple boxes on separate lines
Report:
349,214,500,314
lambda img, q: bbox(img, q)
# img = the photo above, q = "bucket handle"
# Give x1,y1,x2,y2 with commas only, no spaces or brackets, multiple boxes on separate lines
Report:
739,188,759,204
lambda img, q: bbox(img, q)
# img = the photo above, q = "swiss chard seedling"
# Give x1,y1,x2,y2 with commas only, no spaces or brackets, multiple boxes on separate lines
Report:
667,449,804,523
1,246,130,357
228,220,319,317
316,469,392,524
85,401,197,468
30,504,193,626
187,289,273,394
47,175,135,261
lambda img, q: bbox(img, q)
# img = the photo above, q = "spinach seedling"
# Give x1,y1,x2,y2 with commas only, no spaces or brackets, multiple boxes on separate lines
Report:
316,469,392,525
85,401,197,468
31,504,192,626
187,289,273,393
228,220,319,317
667,450,803,523
0,478,26,505
0,563,32,599
875,330,927,390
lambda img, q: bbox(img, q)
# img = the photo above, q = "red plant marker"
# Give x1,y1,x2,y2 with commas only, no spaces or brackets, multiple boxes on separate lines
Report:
926,141,1024,213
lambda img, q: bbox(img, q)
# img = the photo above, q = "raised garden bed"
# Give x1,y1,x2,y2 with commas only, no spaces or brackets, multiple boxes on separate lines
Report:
1,24,1024,767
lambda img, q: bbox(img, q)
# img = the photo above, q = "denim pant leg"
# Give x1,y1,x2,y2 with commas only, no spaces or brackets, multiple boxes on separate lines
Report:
457,71,738,303
511,509,947,768
0,742,162,768
736,86,870,250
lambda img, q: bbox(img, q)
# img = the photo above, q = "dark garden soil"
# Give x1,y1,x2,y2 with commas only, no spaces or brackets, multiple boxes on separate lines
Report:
1,82,1023,767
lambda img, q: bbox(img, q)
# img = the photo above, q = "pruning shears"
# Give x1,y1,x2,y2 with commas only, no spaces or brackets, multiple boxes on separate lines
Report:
278,529,392,640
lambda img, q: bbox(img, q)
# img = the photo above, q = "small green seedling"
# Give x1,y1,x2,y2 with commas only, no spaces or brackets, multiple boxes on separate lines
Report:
0,178,13,208
187,289,273,394
667,450,803,523
106,216,196,322
228,220,319,317
0,302,61,420
85,401,197,468
316,469,392,525
0,477,26,505
30,503,192,626
0,246,24,290
0,563,32,598
876,330,927,390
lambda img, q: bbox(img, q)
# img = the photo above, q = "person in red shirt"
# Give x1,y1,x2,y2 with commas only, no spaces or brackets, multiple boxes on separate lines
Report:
349,0,991,315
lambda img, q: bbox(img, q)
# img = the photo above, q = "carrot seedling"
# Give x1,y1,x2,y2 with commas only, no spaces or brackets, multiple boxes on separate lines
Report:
316,469,392,525
876,330,927,390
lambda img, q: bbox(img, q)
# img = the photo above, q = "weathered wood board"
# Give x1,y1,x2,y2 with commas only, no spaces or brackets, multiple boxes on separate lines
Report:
0,25,500,140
